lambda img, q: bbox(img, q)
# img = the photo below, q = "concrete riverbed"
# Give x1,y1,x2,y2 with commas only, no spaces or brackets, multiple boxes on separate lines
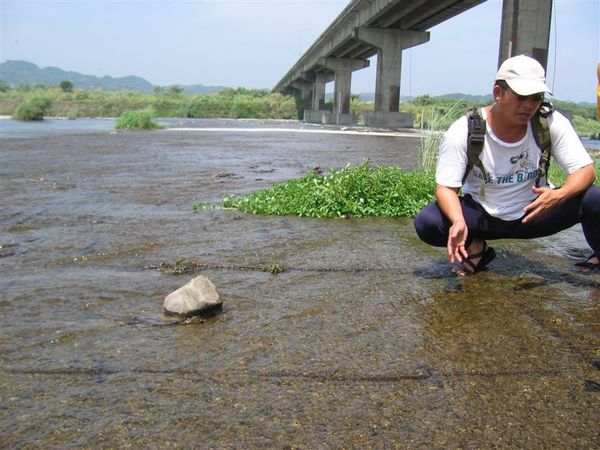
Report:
1,119,598,448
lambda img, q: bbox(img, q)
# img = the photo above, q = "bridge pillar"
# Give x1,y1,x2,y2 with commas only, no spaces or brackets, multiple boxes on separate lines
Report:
355,27,429,128
298,82,313,102
312,72,327,110
290,80,313,103
317,57,369,125
498,0,553,69
303,72,332,124
289,80,313,121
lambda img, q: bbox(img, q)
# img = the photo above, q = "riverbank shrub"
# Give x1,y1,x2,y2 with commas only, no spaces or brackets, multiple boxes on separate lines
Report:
221,160,435,218
180,89,296,119
12,95,52,120
115,109,161,130
400,95,471,129
571,115,600,138
59,80,74,93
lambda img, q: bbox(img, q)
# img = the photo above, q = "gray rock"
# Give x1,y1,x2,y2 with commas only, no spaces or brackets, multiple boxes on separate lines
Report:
164,276,222,316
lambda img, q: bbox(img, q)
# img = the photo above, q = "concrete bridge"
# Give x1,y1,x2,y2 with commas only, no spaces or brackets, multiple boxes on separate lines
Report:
273,0,552,128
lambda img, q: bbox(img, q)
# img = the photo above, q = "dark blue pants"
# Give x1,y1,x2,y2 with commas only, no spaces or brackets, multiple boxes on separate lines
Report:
414,186,600,255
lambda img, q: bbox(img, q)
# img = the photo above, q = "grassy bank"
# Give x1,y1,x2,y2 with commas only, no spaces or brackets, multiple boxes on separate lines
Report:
0,85,298,120
2,84,598,137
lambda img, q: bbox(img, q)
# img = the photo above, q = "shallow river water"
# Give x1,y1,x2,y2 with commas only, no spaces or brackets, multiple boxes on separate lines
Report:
1,119,598,448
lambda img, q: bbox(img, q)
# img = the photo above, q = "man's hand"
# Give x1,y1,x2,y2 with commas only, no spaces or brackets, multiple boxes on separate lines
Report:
523,164,595,223
447,219,469,263
435,184,469,263
522,186,561,223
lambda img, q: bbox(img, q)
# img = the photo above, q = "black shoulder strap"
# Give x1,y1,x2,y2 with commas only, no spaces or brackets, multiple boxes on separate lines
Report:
531,101,554,187
464,107,489,198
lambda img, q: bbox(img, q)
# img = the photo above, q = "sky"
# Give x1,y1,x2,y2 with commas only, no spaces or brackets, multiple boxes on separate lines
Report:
0,0,599,103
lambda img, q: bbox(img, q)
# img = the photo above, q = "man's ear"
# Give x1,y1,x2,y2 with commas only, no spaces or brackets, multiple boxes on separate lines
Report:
493,84,503,101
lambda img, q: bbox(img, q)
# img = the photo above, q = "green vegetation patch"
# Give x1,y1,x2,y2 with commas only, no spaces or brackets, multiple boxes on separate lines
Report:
180,88,297,119
572,114,600,139
222,161,436,218
0,84,298,119
115,108,161,130
12,95,52,120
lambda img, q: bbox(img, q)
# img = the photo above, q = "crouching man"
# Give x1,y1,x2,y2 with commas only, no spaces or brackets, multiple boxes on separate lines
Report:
414,55,600,275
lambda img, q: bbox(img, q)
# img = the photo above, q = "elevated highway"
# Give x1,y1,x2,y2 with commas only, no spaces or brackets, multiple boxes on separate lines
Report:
273,0,552,128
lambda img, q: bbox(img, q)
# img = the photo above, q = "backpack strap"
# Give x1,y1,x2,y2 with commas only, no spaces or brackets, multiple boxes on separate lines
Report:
531,101,554,187
464,107,489,199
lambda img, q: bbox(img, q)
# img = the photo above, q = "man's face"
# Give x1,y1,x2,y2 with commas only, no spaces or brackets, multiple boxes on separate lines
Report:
495,84,543,126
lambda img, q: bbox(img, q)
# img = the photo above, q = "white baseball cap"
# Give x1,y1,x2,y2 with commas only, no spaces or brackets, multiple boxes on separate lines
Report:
496,55,552,96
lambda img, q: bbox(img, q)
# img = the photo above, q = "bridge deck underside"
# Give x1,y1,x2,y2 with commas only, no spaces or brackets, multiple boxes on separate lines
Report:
276,0,485,88
330,0,484,60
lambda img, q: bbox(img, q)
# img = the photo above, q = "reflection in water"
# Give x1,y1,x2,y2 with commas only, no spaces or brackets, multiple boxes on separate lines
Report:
0,121,598,447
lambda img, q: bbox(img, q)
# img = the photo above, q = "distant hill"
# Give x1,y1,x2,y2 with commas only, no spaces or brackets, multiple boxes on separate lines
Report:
0,60,225,94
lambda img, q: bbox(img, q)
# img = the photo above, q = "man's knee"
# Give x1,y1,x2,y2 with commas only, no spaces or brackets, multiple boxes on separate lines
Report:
583,185,600,216
414,204,446,247
413,209,430,241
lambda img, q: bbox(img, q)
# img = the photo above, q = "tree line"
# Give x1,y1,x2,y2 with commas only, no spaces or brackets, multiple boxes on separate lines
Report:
0,81,298,121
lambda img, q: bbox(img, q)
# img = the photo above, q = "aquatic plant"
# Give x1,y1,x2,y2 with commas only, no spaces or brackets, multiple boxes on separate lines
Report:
219,158,598,220
157,259,203,275
115,108,162,130
222,160,435,218
192,202,216,212
266,263,285,274
12,95,52,120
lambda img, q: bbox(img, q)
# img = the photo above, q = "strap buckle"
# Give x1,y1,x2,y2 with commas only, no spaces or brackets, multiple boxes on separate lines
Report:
538,101,555,118
468,107,486,145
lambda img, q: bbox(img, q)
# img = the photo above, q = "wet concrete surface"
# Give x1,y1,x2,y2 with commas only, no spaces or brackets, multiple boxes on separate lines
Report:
1,119,598,448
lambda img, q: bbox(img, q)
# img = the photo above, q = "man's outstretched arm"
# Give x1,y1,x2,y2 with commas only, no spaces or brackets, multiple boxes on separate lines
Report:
435,184,469,263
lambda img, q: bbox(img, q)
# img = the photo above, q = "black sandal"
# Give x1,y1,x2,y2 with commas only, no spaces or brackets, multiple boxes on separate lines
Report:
575,254,600,273
459,242,496,275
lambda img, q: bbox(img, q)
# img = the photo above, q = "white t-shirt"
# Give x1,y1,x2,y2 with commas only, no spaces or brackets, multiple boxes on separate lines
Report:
435,108,593,220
